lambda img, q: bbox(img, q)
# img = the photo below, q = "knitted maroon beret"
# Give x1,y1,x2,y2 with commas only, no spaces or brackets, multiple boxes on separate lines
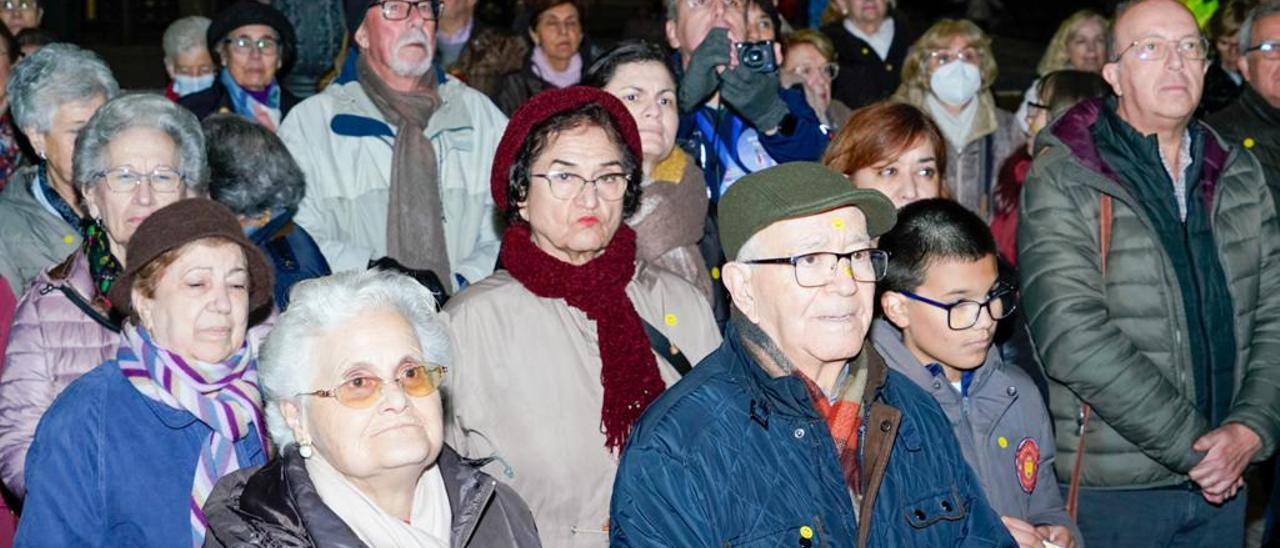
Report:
489,86,644,209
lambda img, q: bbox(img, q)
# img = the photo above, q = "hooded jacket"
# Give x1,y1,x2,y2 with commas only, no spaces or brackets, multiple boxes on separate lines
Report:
203,445,541,547
871,320,1079,541
610,315,1015,547
1018,97,1280,488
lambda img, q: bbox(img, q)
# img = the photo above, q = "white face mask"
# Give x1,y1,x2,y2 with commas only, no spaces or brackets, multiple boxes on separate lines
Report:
929,61,982,106
173,74,216,97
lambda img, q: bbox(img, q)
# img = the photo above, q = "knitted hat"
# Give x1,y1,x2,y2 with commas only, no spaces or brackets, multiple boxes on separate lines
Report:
207,0,297,76
490,86,643,211
109,199,274,316
718,162,898,261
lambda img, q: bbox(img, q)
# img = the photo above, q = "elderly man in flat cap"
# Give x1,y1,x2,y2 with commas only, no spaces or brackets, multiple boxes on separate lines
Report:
279,0,506,294
609,162,1014,547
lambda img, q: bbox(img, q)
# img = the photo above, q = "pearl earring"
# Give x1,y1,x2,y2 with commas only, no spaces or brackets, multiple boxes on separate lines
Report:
298,441,314,459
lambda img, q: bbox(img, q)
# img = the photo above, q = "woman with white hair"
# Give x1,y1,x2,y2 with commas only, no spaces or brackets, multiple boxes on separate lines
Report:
162,15,216,100
0,93,208,499
0,43,119,295
203,270,541,547
892,18,1023,220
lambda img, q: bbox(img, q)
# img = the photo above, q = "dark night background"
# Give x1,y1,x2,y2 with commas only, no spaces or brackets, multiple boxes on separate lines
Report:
65,0,1123,99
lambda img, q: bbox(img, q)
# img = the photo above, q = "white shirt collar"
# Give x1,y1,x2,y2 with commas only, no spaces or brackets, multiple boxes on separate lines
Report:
843,17,895,61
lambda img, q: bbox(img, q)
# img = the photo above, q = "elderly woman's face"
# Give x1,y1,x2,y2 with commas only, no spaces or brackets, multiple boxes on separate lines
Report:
26,95,106,190
603,61,678,173
220,24,281,91
532,3,583,65
292,309,445,480
168,46,215,79
849,138,941,209
926,35,981,75
520,124,629,266
83,127,193,260
134,239,250,363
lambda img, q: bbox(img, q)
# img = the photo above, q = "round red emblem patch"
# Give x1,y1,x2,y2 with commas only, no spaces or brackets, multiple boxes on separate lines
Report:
1015,437,1040,494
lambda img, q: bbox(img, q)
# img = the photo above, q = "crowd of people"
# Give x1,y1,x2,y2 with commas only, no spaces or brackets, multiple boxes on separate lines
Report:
0,0,1277,546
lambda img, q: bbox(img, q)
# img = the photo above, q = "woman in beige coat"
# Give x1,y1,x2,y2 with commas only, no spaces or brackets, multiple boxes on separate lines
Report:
444,87,721,548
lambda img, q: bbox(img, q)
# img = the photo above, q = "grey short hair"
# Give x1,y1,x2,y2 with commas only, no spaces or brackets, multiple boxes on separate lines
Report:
7,43,120,135
257,270,454,449
203,114,306,216
162,16,211,63
73,93,209,193
1240,1,1280,53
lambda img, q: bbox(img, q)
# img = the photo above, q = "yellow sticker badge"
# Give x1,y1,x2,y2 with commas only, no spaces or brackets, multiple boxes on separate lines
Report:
997,436,1009,449
664,313,679,327
831,218,846,230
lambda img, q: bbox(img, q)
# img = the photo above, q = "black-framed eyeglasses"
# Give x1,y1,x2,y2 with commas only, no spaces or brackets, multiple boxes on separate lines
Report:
742,248,889,288
1245,40,1280,60
374,0,440,21
898,283,1017,330
224,36,280,56
1027,101,1051,111
533,171,631,201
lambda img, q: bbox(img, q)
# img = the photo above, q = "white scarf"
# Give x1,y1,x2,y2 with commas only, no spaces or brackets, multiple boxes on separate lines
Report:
307,453,453,548
925,93,979,150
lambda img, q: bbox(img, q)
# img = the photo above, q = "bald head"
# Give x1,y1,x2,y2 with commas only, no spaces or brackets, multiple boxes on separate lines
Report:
1102,0,1207,134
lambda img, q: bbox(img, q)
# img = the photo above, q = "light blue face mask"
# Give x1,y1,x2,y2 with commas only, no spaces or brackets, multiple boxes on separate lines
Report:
173,74,216,97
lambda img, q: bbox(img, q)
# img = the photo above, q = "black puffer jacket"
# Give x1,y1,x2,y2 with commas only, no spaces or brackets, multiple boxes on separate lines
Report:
202,445,541,548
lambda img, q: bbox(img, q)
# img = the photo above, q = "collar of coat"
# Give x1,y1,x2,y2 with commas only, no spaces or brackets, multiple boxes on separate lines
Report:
1240,84,1280,127
1043,97,1231,203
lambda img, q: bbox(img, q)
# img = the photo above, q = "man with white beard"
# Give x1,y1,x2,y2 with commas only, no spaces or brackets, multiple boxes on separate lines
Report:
280,0,507,293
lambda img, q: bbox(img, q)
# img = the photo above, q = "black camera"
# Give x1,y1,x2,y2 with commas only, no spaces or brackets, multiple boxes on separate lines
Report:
735,41,778,74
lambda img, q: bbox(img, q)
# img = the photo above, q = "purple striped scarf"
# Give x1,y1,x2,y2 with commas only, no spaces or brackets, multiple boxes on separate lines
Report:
116,323,266,547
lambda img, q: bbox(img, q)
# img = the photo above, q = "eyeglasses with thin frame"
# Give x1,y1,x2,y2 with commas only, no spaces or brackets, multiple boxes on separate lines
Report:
1110,36,1210,62
94,166,185,194
1,1,36,12
898,283,1017,330
741,248,889,288
375,0,440,21
533,171,631,201
1244,40,1280,60
224,35,280,57
684,0,744,12
1026,101,1051,111
297,363,447,409
790,62,839,81
927,47,981,68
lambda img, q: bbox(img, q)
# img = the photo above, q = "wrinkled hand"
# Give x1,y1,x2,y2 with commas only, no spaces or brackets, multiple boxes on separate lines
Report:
1190,422,1261,504
1001,516,1047,548
1035,524,1076,548
677,27,732,112
719,64,788,133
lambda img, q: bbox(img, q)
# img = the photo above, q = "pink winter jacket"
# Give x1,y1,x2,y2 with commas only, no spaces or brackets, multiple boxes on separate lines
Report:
0,251,119,498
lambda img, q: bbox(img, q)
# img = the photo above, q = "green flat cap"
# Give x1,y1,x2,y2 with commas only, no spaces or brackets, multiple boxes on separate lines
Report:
719,162,897,260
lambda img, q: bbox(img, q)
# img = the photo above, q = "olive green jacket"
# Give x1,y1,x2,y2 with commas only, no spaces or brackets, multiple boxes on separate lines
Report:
1018,98,1280,488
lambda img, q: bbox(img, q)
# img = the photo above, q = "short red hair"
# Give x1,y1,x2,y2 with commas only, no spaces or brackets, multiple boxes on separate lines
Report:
822,101,948,189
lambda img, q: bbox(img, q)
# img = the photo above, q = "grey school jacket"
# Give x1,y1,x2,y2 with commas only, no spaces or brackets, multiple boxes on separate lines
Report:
870,319,1081,543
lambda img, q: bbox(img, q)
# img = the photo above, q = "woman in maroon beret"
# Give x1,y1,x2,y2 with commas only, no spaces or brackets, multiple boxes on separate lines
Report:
443,86,721,547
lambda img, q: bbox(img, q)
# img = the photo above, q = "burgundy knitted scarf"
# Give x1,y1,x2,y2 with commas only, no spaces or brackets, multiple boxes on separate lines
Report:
500,222,665,453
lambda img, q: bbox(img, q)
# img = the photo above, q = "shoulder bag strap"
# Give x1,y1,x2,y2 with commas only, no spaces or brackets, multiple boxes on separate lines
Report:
1067,194,1112,519
642,320,693,376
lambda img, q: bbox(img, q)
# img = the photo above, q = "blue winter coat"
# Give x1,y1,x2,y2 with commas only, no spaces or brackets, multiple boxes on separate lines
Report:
250,212,330,310
610,320,1015,547
15,362,268,547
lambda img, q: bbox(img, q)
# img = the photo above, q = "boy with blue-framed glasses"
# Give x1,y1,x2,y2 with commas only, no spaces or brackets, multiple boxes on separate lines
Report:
871,198,1080,548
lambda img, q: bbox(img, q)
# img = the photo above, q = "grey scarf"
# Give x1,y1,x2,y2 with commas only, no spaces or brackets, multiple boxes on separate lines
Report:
357,56,452,282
